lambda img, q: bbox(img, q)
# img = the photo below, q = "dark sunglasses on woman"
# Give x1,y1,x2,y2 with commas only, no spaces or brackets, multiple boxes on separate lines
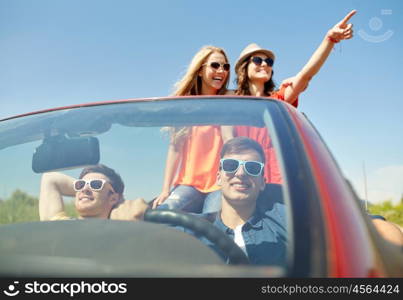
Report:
206,62,230,71
220,158,264,177
251,56,274,67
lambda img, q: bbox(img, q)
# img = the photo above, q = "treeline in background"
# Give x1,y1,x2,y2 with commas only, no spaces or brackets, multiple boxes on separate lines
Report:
0,189,402,226
0,189,77,224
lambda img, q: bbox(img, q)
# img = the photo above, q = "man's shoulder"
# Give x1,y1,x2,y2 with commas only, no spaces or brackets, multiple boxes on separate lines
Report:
259,201,286,215
257,202,287,228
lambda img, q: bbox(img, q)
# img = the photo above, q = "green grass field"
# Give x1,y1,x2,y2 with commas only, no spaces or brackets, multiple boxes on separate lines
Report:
367,199,403,227
0,189,77,224
0,189,402,226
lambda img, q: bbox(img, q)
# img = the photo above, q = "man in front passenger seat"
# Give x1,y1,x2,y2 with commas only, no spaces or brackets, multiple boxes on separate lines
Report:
39,164,125,220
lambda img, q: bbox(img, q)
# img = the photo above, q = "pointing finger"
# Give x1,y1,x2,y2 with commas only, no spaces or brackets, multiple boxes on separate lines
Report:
340,9,357,26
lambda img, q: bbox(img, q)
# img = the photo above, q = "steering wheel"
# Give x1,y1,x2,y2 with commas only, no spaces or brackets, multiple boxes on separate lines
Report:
144,209,249,265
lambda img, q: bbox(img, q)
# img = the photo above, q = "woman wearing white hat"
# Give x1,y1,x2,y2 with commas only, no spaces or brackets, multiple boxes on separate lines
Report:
202,10,356,213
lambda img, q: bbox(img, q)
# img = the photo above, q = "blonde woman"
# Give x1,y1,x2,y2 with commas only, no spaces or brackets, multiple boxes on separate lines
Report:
153,46,232,212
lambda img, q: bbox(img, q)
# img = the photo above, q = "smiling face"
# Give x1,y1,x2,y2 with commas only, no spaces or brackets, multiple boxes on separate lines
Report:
217,149,265,208
199,52,229,95
74,172,118,219
247,52,272,84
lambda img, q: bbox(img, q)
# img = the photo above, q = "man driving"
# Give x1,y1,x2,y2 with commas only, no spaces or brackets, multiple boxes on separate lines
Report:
113,137,287,265
203,136,287,265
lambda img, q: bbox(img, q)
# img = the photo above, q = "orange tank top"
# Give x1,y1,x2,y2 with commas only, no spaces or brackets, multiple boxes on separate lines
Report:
174,126,223,193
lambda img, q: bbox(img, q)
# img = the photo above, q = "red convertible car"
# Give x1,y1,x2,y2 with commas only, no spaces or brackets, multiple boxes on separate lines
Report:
0,96,401,278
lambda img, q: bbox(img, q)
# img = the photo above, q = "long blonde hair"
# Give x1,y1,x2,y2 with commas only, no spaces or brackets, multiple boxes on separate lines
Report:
167,46,230,146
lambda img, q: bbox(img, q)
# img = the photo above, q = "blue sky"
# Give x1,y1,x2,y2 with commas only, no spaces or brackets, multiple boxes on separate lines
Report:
1,0,402,203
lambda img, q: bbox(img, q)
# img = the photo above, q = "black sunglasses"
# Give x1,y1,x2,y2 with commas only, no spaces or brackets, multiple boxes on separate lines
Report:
220,158,264,177
206,62,230,71
73,179,109,192
251,56,274,67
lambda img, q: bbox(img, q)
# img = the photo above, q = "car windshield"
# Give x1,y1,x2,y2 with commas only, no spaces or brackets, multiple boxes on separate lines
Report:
0,98,279,203
0,97,300,277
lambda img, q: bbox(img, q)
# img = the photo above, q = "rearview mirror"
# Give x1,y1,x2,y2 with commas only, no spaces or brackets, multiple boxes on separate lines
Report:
32,135,100,173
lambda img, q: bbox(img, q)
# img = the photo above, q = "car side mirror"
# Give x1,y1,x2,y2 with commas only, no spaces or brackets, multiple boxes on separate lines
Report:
32,135,100,173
